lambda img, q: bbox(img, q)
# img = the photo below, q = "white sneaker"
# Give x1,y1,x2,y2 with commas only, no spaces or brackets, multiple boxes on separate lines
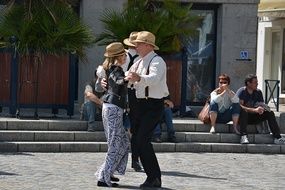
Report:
274,137,285,145
209,126,215,134
240,135,249,144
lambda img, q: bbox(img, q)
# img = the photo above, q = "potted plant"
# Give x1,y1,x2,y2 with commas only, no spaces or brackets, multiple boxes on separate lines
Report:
0,0,95,118
95,0,201,107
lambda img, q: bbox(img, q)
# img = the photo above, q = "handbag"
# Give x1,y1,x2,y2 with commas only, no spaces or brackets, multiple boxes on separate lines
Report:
198,102,210,124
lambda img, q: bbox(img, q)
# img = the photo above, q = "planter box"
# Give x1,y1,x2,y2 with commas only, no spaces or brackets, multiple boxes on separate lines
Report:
0,49,75,117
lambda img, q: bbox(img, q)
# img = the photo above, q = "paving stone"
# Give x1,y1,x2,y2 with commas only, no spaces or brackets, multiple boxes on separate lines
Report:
175,142,211,152
0,152,285,190
0,131,34,141
18,142,60,152
247,144,281,154
34,131,74,141
74,131,106,141
60,142,100,152
48,120,87,131
220,133,240,143
211,143,247,153
254,134,274,144
186,132,220,143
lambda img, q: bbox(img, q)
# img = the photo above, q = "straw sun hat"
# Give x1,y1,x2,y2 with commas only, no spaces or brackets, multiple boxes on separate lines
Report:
104,42,126,58
133,31,159,50
123,31,138,47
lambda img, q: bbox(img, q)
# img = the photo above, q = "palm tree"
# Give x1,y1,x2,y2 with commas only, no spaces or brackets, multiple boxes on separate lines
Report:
0,0,94,60
95,0,201,53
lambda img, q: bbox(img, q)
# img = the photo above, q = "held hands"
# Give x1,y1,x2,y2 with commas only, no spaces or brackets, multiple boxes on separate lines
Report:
125,72,141,83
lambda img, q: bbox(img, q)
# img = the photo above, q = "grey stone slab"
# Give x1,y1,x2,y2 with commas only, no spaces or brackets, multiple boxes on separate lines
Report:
18,142,60,152
99,143,108,152
74,131,106,141
34,131,74,141
0,131,34,141
0,120,7,129
220,133,240,143
7,120,48,130
211,143,247,153
0,142,18,152
153,143,175,152
175,143,211,152
173,123,195,132
254,134,274,144
281,146,285,154
186,133,220,143
60,142,100,152
48,120,88,131
195,124,211,132
174,132,186,142
247,144,281,154
215,124,230,133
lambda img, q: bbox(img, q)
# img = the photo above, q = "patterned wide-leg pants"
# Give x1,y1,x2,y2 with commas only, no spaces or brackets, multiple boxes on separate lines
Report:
95,104,130,186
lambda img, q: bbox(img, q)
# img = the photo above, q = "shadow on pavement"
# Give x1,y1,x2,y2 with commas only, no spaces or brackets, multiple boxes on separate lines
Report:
1,152,34,156
0,171,18,176
162,170,227,180
119,184,174,190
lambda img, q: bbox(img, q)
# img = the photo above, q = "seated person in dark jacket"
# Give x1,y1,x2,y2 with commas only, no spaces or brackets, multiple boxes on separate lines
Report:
236,74,285,144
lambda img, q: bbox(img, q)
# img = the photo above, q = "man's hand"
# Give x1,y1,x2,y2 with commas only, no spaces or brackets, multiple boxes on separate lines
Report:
255,106,264,115
164,99,174,108
125,72,141,83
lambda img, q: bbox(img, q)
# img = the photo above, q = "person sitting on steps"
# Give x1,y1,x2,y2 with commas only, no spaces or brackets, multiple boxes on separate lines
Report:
209,74,241,134
81,70,103,132
236,74,285,144
153,96,176,143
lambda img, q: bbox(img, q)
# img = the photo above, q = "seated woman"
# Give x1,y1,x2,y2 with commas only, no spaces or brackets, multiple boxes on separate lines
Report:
209,74,240,134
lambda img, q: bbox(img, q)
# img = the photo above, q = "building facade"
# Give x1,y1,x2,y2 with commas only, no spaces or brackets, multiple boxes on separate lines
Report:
257,0,285,105
78,0,259,113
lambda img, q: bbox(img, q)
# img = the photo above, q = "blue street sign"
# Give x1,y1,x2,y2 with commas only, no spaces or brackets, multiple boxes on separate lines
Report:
240,51,249,59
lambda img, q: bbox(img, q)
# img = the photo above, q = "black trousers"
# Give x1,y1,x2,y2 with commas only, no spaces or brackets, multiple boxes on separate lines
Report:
128,88,139,161
133,98,164,180
239,109,281,139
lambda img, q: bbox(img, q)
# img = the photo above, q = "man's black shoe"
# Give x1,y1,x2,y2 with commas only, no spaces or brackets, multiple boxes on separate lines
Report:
131,161,142,172
97,181,119,187
140,177,161,188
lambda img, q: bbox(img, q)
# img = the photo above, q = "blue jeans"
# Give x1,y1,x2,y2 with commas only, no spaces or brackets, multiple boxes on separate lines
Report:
83,101,97,129
153,107,175,138
209,101,240,124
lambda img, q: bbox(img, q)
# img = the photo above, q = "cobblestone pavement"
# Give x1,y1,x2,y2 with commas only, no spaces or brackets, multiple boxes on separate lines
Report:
0,153,285,190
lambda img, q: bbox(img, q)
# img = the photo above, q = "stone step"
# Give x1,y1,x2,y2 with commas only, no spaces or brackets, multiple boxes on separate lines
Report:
0,141,284,154
0,130,280,144
1,118,283,134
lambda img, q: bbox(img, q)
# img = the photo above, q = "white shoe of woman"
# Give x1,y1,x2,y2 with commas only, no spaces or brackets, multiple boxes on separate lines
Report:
209,126,215,134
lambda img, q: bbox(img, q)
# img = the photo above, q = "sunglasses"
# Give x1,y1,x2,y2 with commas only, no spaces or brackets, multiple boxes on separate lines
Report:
219,81,228,84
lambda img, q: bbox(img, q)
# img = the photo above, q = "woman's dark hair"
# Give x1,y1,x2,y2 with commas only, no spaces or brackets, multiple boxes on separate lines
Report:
218,74,230,85
244,74,257,86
